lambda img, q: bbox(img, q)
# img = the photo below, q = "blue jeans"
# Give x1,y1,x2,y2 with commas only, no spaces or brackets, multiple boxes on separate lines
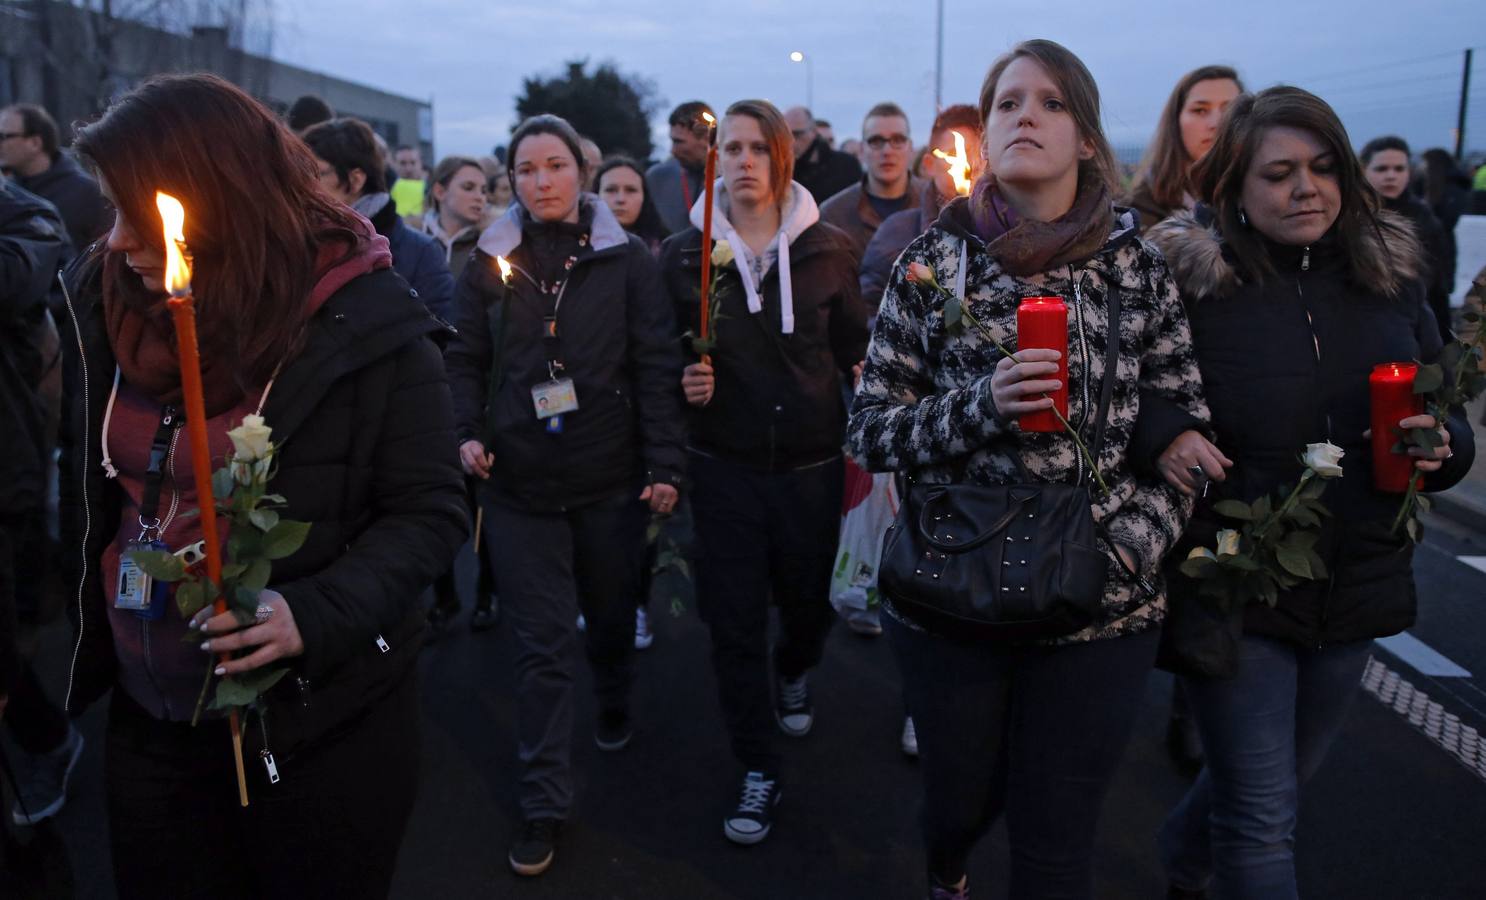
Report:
886,616,1158,898
1159,635,1371,899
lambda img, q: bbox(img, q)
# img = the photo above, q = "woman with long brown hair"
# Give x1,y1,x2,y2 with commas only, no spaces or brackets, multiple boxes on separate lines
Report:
1143,87,1473,900
59,73,467,898
847,41,1207,898
1126,65,1244,233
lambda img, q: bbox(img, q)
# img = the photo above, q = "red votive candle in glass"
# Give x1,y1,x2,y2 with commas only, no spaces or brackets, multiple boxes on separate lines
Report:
1369,362,1423,493
1017,296,1068,433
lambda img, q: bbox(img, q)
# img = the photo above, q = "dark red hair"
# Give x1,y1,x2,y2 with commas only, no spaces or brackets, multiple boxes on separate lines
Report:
74,73,364,386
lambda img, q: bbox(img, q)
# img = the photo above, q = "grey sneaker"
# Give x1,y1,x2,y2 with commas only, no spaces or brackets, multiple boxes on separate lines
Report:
12,724,84,826
775,674,813,737
723,771,780,845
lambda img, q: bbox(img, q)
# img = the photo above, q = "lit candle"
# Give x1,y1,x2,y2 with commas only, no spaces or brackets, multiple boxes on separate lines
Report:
1016,296,1068,433
157,191,250,807
1369,362,1423,493
697,111,719,364
932,130,973,197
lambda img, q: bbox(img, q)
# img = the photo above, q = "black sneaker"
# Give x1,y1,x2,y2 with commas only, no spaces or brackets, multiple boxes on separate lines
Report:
508,817,562,876
723,771,780,845
595,708,632,752
469,600,498,633
775,674,813,737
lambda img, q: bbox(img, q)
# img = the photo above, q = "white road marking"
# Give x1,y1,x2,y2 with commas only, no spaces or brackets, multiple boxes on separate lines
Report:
1375,633,1472,678
1362,656,1486,785
1459,556,1486,576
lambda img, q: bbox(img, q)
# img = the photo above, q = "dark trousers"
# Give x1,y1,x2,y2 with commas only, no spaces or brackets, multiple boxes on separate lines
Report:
1,513,68,755
886,616,1158,897
1159,636,1371,900
482,491,645,819
105,676,419,900
432,478,495,614
690,453,842,774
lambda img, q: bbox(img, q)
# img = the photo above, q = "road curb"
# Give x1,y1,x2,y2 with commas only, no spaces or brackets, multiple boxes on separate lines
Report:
1432,490,1486,534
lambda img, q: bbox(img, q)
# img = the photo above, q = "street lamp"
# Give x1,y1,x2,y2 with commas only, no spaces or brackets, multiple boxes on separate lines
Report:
790,50,814,111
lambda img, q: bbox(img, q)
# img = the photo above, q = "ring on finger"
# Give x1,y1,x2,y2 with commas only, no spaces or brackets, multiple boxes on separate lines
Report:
254,603,275,624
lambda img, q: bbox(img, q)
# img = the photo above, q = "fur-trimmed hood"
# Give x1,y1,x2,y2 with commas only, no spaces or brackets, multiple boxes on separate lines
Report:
1146,207,1424,301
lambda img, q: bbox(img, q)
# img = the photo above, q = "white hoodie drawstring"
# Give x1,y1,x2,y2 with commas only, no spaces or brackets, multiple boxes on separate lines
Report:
692,181,816,337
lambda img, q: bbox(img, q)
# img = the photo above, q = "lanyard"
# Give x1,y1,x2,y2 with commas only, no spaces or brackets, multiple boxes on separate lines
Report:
138,404,183,540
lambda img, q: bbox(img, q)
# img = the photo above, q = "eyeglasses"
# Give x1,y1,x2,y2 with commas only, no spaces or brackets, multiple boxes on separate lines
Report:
865,135,911,151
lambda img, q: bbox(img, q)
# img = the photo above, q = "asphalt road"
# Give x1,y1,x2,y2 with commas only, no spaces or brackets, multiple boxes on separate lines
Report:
6,510,1485,899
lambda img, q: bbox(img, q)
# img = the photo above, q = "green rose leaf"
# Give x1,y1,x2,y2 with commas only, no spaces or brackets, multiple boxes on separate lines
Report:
690,335,716,356
1307,551,1328,579
1411,363,1444,394
208,669,288,711
175,579,206,619
1212,500,1254,521
1276,546,1313,579
249,508,280,533
239,557,272,592
262,520,312,560
1416,494,1432,513
129,549,186,583
1288,507,1321,528
234,583,261,614
221,562,247,580
1410,427,1444,449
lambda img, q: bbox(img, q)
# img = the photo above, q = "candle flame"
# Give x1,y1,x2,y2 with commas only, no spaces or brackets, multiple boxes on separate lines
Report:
701,111,715,125
932,131,973,197
155,191,192,296
496,255,513,285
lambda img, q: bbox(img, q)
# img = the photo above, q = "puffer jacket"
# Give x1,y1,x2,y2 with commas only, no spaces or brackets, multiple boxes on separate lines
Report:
1142,208,1474,668
58,248,468,759
847,197,1210,643
445,196,686,512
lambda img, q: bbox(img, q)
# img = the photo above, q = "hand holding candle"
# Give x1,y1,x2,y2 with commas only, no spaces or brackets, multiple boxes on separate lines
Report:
1016,296,1069,433
157,191,250,807
1368,362,1424,493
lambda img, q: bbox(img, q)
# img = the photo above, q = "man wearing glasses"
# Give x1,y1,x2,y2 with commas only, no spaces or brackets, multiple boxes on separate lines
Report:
0,104,110,253
819,103,926,260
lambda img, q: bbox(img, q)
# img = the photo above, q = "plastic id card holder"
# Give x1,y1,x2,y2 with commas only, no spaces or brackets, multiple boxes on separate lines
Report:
116,539,170,620
531,378,579,420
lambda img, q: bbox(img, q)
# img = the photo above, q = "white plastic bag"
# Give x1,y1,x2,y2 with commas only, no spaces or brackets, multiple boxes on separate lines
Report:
830,458,900,617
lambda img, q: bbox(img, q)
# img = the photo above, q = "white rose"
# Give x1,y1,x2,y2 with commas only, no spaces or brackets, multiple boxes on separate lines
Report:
1187,546,1218,562
710,241,734,268
1215,529,1242,558
227,414,274,462
1302,441,1345,479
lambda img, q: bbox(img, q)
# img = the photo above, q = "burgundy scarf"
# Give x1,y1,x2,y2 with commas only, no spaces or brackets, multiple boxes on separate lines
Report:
966,168,1115,277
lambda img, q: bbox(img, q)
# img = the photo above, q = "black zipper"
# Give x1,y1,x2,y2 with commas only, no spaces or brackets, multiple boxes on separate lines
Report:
1294,248,1335,648
255,702,281,784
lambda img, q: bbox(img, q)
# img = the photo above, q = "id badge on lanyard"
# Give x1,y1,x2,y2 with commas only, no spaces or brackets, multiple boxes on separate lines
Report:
115,404,182,620
534,310,579,433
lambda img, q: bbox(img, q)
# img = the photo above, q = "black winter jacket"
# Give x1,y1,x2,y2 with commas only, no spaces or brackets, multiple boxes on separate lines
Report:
1384,192,1454,342
0,182,65,513
660,199,869,471
794,136,864,205
1141,209,1475,669
58,251,468,758
445,197,687,512
15,154,111,254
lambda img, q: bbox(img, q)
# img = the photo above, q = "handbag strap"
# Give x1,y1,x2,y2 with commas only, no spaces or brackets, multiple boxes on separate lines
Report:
917,487,1035,552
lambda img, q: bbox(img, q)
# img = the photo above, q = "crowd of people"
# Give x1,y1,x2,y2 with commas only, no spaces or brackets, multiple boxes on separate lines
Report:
1,34,1484,900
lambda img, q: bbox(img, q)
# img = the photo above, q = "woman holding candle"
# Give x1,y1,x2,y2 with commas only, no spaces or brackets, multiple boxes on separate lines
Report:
57,74,467,898
658,98,868,848
846,40,1208,899
1141,87,1474,900
443,113,685,877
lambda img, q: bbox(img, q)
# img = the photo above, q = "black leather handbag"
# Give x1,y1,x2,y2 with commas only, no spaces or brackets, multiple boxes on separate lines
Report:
879,284,1129,643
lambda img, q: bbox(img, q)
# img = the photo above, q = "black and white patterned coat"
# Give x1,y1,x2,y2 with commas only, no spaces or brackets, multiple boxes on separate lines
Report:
847,201,1210,642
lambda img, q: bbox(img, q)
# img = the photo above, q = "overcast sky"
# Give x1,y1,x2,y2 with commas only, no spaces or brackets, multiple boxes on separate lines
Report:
270,0,1485,163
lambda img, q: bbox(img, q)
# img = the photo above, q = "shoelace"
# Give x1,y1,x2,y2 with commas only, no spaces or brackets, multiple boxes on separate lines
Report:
778,677,808,710
524,818,559,843
737,775,776,814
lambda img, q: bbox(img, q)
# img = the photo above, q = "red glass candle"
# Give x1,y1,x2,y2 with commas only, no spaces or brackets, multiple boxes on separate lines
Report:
1017,296,1068,433
1369,362,1424,493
